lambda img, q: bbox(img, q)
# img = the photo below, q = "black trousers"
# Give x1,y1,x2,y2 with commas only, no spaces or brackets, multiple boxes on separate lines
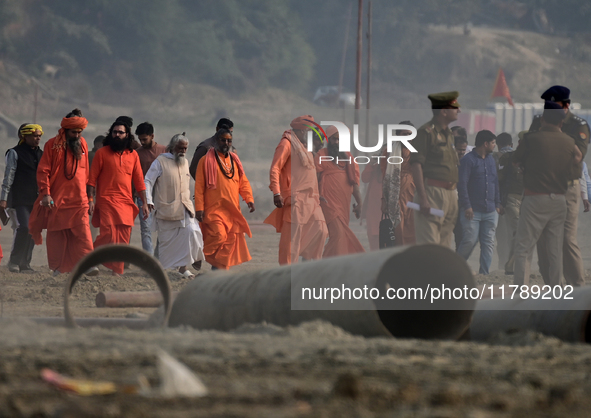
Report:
9,205,35,268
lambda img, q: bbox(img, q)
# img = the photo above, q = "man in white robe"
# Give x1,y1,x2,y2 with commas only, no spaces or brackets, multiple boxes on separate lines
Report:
142,133,204,277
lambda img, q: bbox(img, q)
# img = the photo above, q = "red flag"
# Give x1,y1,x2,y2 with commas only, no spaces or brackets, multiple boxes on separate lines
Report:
490,68,514,106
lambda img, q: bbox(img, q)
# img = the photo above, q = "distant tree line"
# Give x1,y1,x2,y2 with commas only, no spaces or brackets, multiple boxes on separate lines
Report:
0,0,314,94
0,0,589,97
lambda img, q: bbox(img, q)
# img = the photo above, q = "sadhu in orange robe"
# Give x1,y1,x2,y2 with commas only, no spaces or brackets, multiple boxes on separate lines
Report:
264,115,328,265
88,147,145,274
361,159,383,251
195,148,253,270
29,116,94,273
316,147,365,257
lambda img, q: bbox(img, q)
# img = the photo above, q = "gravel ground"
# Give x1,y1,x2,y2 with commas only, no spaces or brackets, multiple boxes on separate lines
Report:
1,319,591,417
1,214,591,416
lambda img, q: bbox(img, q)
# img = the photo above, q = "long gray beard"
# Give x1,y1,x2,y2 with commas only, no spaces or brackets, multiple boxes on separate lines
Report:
67,138,82,160
174,153,185,166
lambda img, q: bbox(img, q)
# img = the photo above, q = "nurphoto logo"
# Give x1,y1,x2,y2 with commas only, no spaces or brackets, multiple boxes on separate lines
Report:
308,121,418,165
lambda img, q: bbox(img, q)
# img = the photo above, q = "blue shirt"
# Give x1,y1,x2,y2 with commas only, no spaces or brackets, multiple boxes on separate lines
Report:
458,149,500,213
583,162,591,199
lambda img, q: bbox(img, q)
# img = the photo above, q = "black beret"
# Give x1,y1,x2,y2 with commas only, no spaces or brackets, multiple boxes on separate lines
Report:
540,86,570,102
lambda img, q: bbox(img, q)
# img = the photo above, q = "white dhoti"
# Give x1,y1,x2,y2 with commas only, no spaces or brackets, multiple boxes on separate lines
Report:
155,209,204,269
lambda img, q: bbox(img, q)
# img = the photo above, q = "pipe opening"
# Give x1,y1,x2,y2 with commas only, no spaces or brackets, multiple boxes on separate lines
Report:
374,245,475,340
64,245,172,328
583,311,591,343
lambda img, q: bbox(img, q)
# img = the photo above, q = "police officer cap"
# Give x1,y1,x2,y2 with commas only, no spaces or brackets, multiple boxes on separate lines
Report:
540,86,570,102
428,91,460,109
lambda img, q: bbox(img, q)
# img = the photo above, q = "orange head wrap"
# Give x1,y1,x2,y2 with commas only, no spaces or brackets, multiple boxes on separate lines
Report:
290,115,314,130
326,125,339,139
61,116,88,131
326,124,351,140
52,116,89,150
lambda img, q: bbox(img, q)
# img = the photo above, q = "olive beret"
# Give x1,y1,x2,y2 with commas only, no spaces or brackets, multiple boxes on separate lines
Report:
428,91,460,109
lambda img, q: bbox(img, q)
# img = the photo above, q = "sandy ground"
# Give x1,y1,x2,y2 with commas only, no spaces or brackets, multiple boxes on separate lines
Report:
3,319,591,417
1,206,591,416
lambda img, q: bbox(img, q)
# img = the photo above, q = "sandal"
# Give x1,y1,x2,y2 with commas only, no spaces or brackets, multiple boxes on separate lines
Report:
181,270,195,279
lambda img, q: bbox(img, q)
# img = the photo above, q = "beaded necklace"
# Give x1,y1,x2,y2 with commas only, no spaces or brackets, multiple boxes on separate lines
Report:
215,151,235,179
64,147,78,180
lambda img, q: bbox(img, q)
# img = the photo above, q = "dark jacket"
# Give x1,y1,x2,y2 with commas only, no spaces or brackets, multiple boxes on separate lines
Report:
8,143,43,207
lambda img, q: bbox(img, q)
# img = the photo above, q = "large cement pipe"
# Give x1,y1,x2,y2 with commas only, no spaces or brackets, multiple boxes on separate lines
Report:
470,286,591,343
96,291,179,308
64,245,172,328
169,244,476,340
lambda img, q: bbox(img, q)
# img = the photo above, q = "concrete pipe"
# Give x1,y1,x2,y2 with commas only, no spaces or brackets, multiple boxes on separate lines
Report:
169,244,476,340
64,245,172,328
96,291,179,308
470,286,591,343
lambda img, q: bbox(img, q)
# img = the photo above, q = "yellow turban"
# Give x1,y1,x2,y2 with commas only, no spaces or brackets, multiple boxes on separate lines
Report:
18,124,43,145
19,124,43,137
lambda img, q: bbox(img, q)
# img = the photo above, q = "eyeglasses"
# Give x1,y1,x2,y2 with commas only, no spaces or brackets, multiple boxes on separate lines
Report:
219,138,233,144
112,130,126,135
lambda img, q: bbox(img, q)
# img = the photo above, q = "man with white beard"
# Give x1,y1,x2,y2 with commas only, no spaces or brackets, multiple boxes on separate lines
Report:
142,133,204,277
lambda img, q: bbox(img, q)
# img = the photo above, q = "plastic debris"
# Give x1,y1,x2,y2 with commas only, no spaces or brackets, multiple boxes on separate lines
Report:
156,349,208,398
41,368,117,396
40,349,207,398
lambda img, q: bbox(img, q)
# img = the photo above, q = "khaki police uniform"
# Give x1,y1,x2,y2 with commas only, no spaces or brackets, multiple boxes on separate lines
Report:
529,111,589,286
512,126,579,286
410,119,459,247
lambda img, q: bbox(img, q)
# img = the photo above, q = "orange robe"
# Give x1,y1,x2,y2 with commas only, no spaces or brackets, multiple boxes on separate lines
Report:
195,151,253,270
88,147,145,274
361,162,383,251
315,149,364,257
264,131,328,265
29,136,94,273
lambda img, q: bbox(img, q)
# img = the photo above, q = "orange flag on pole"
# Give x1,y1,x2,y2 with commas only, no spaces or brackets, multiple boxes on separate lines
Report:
490,67,514,106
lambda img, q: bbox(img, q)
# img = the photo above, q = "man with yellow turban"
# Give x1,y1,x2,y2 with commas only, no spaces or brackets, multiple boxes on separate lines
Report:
264,115,328,265
29,109,98,276
0,123,43,273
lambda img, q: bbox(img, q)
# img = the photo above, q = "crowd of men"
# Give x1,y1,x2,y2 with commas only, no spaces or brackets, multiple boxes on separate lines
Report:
0,112,251,277
408,85,588,287
0,84,589,287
